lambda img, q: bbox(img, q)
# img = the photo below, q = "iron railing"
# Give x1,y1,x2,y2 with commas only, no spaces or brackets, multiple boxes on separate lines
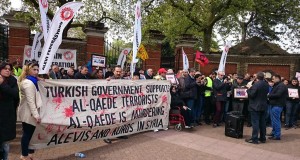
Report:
0,24,8,62
104,40,121,67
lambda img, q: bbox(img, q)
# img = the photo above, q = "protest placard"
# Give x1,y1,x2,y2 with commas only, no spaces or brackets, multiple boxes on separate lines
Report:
288,88,299,98
30,80,171,149
23,45,77,69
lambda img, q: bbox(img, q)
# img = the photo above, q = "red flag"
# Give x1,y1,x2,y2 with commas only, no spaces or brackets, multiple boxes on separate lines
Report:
195,51,209,67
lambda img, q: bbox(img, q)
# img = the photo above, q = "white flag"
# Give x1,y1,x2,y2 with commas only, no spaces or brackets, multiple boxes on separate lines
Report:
39,2,84,74
117,48,131,69
182,48,189,70
130,0,142,75
30,32,43,60
218,41,231,73
38,0,52,42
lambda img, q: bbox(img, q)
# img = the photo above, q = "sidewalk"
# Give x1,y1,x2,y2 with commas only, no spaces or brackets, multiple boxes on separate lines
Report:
8,124,300,160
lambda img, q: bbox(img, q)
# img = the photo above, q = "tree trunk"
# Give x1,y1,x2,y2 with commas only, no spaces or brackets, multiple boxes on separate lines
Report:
203,26,213,54
241,23,247,42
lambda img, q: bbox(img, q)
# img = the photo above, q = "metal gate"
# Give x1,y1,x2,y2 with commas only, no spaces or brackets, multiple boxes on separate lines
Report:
104,40,121,67
0,24,8,62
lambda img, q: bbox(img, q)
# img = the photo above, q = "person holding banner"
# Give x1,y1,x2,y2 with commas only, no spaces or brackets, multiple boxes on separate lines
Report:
104,65,128,143
0,62,19,160
18,62,42,160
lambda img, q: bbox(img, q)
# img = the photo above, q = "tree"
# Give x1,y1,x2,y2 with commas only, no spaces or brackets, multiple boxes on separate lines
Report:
143,0,245,53
0,0,11,24
216,0,300,52
13,0,138,39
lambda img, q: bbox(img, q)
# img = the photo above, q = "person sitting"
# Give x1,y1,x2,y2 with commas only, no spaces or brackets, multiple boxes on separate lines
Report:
170,85,191,129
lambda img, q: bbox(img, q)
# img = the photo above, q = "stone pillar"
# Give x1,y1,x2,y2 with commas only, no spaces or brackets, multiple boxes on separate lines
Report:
142,30,165,73
175,34,197,71
3,12,30,63
84,22,108,63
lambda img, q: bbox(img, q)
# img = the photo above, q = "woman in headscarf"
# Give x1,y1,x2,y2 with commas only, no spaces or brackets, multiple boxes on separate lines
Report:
18,62,42,160
0,62,19,160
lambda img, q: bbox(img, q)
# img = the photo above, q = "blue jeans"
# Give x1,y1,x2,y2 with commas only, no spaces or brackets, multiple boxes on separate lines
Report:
271,106,283,138
250,111,266,142
0,142,9,160
194,95,204,123
185,99,195,126
265,105,272,126
285,101,299,126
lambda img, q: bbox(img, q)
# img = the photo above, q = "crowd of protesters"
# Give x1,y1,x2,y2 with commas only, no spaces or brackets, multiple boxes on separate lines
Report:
1,60,300,159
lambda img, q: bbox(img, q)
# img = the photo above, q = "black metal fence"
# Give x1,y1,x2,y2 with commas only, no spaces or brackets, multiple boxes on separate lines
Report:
104,40,121,67
0,24,8,62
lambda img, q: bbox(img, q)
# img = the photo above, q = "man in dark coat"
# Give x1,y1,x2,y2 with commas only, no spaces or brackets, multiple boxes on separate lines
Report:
267,74,288,140
181,68,198,128
144,68,154,79
49,64,62,79
74,66,90,79
0,62,20,159
245,72,269,144
212,71,230,127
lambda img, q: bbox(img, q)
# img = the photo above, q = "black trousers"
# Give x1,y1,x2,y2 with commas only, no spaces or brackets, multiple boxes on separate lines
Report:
21,122,35,156
204,96,213,123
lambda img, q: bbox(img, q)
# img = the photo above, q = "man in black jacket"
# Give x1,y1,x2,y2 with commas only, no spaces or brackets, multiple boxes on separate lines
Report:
245,72,269,144
181,68,198,128
285,77,300,129
212,71,230,127
268,74,288,140
144,68,153,79
74,66,90,79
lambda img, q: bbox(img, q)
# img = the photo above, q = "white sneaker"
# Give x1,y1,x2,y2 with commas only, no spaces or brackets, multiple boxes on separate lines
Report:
185,126,191,129
154,129,159,132
164,128,169,131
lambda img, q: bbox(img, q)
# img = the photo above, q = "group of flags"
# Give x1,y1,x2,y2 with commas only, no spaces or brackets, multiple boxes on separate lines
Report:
182,48,209,70
32,0,230,74
30,0,83,74
182,40,231,73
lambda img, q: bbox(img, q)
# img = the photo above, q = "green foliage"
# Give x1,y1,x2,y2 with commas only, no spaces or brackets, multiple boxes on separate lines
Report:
216,0,300,52
0,0,11,23
143,0,245,53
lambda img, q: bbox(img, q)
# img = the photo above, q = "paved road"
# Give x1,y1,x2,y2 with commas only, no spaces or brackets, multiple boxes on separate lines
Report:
8,123,300,160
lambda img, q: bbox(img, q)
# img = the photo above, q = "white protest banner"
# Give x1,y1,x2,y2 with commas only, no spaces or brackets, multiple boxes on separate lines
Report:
130,0,142,75
23,45,76,69
30,32,43,60
117,48,131,69
288,88,299,98
38,0,51,42
30,80,171,149
182,48,189,70
218,41,231,73
39,2,83,74
166,74,176,84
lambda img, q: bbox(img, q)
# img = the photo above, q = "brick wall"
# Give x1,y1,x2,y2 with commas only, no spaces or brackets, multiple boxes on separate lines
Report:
200,62,238,76
142,43,162,73
205,54,300,79
247,64,290,79
8,27,30,62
